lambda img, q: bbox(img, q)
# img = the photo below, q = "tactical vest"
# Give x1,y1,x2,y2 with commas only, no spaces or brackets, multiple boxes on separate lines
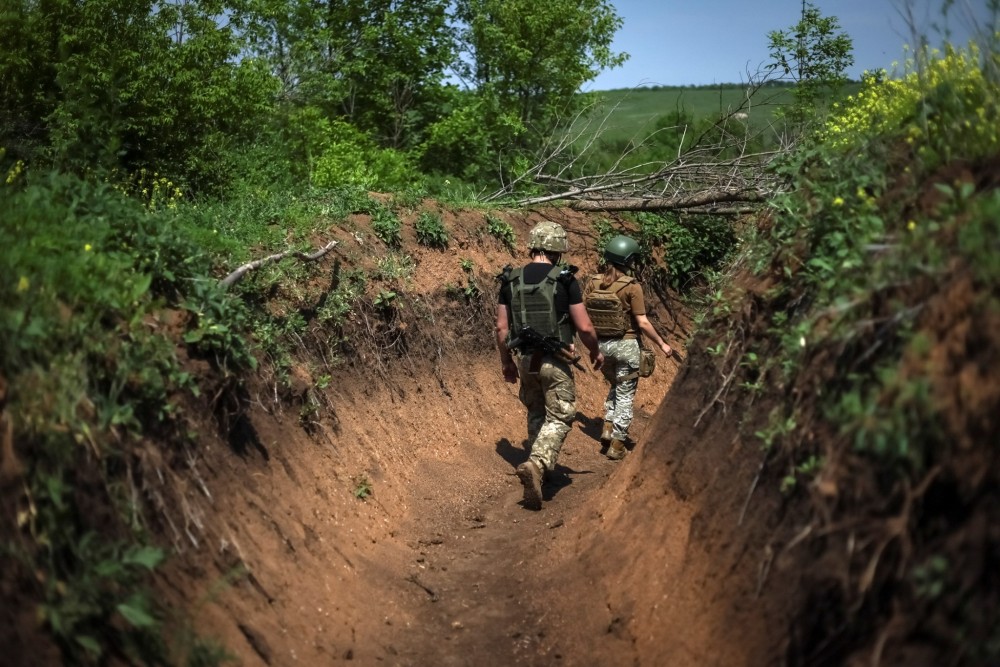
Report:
504,265,574,348
584,274,635,338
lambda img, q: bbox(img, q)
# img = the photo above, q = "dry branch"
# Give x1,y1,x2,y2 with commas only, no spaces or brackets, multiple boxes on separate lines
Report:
567,189,768,212
488,66,795,212
219,240,339,289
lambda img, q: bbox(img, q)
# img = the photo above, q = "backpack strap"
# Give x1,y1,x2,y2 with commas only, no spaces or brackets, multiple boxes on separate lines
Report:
541,265,564,334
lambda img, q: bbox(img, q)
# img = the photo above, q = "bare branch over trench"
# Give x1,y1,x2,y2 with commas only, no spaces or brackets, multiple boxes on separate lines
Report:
566,189,768,212
491,66,796,214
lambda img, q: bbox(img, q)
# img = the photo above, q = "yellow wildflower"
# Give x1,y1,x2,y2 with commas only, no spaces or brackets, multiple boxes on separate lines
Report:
84,243,93,252
17,276,30,292
833,197,844,206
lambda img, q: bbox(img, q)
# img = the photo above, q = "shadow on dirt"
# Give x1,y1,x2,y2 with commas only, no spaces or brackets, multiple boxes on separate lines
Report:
495,436,601,507
495,437,528,468
575,412,605,441
544,465,596,501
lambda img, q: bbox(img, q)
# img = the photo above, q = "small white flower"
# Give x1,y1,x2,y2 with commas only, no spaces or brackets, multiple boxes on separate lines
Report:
799,336,806,348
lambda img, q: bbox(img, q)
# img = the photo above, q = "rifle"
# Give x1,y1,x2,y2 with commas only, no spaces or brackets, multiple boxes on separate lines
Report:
507,326,585,371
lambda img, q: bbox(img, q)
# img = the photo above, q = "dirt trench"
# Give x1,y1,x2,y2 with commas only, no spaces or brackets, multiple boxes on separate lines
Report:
153,210,794,667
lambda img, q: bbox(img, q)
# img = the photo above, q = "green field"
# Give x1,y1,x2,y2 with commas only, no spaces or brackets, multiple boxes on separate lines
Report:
575,83,860,145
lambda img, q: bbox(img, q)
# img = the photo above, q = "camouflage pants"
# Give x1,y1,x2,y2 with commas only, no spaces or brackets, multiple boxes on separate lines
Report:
598,338,640,441
516,352,576,476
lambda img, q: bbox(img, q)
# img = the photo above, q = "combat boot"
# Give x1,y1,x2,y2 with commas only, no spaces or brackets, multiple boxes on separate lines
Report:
607,438,627,461
600,421,614,449
516,460,543,510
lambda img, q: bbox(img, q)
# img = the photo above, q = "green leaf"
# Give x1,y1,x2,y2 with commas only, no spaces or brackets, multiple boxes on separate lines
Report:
117,597,157,628
130,272,153,302
75,634,103,656
95,558,126,578
122,545,165,571
45,475,66,510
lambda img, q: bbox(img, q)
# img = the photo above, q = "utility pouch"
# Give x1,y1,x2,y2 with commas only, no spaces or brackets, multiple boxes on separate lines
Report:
638,347,656,378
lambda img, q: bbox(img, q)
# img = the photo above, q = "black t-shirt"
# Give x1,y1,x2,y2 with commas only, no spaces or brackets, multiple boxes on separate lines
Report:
498,262,583,319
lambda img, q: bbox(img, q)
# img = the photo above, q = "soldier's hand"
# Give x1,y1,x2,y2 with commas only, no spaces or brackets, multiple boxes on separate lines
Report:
502,358,519,383
590,350,604,371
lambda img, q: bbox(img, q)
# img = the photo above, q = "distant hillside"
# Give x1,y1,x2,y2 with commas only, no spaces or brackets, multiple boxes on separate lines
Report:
576,83,861,145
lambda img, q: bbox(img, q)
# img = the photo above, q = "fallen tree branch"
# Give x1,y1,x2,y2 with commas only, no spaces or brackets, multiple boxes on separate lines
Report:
567,189,768,212
219,240,339,289
484,65,797,211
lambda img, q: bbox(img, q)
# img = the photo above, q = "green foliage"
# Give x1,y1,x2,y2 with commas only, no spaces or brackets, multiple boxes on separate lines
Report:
780,454,824,493
415,211,449,248
754,408,797,451
767,2,854,124
390,185,430,211
819,45,1000,168
373,289,398,309
713,35,1000,658
353,475,373,500
450,258,482,300
371,206,403,248
911,555,949,600
635,212,737,291
419,89,526,181
429,0,626,179
2,173,200,399
0,0,277,191
308,117,420,191
0,172,232,663
37,536,167,663
826,364,937,467
182,279,257,373
593,218,616,264
173,186,370,266
373,253,416,282
485,214,516,251
242,0,454,152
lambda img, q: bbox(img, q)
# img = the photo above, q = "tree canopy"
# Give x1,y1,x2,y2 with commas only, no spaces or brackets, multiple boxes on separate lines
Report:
0,0,627,192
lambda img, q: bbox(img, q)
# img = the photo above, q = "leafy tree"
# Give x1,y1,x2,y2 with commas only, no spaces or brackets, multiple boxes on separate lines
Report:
0,0,277,192
767,1,853,124
432,0,627,179
242,0,453,150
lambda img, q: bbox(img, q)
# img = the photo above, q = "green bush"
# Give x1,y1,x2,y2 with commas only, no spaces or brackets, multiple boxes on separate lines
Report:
308,118,419,191
371,206,403,248
720,39,1000,660
0,172,239,663
635,212,737,290
415,211,449,248
485,214,516,251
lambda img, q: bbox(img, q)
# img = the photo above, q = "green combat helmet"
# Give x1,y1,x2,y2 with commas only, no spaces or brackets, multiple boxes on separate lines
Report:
604,234,640,268
528,221,569,252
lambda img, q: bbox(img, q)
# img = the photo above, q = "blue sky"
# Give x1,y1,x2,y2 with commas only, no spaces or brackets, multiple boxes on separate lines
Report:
587,0,992,89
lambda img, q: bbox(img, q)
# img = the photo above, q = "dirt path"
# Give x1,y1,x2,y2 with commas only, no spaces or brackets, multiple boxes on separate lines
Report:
163,353,674,666
387,410,649,666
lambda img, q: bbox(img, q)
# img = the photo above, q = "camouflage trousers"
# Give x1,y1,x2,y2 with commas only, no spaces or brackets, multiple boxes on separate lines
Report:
516,352,576,476
598,338,640,441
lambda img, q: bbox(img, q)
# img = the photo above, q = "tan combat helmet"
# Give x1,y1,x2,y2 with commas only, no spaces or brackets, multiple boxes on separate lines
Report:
527,221,569,252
